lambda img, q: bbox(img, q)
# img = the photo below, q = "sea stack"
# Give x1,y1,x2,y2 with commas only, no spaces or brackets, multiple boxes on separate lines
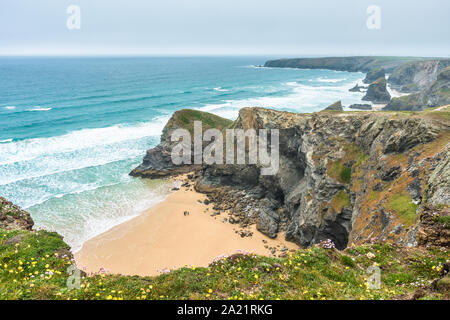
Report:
362,77,391,104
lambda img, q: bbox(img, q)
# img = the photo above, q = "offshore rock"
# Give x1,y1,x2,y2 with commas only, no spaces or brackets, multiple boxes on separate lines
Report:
362,77,391,104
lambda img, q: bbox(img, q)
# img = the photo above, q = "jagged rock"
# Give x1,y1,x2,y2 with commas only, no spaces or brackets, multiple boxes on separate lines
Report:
426,148,449,206
324,101,343,111
349,84,366,92
0,197,34,231
407,178,422,204
363,68,385,84
362,77,391,104
381,166,402,182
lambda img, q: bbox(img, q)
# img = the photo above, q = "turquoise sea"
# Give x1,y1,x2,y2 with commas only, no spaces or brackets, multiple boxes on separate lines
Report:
0,57,366,251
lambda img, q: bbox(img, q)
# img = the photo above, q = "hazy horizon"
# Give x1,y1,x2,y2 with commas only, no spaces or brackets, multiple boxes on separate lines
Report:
1,0,449,57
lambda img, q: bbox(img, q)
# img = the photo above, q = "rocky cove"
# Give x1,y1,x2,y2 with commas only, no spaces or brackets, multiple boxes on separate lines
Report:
131,107,450,251
265,56,450,111
1,103,449,300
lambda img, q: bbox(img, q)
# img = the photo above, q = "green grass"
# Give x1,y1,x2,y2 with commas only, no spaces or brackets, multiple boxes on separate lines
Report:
169,109,233,134
331,191,351,213
328,161,352,184
1,228,448,300
433,215,450,228
386,193,418,225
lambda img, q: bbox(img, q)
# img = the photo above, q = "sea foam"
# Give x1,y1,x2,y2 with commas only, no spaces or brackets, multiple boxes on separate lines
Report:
26,107,52,112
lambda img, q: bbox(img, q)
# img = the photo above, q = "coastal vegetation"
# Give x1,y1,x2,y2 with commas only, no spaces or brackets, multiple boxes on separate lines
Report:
0,227,448,300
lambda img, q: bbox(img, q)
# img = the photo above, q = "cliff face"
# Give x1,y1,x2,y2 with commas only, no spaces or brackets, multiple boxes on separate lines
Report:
133,107,450,250
385,67,450,111
388,59,450,93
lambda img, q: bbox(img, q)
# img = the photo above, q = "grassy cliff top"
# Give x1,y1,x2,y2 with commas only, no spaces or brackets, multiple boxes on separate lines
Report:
165,109,233,135
0,227,448,300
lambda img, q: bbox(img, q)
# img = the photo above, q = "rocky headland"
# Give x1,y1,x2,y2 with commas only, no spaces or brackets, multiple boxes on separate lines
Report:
264,56,424,73
131,107,450,251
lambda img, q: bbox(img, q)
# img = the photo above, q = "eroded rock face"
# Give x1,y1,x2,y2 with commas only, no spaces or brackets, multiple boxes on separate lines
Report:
0,197,34,231
134,107,450,249
388,59,450,93
196,108,448,248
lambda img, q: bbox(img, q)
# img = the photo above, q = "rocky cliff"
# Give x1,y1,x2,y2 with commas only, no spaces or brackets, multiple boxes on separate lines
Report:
132,107,450,250
385,67,450,111
388,59,450,93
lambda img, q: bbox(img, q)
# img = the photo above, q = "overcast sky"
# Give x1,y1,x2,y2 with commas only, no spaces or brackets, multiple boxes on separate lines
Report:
0,0,449,56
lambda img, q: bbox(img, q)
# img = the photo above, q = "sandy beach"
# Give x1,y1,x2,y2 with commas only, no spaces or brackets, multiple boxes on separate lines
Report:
75,177,297,276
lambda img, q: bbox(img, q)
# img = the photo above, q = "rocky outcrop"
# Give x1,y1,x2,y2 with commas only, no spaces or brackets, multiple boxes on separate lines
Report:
130,109,233,178
416,205,450,247
0,197,34,231
324,101,343,111
385,67,450,111
348,104,372,110
348,84,366,92
388,59,450,93
363,68,385,84
264,56,422,73
134,107,450,250
362,77,391,103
